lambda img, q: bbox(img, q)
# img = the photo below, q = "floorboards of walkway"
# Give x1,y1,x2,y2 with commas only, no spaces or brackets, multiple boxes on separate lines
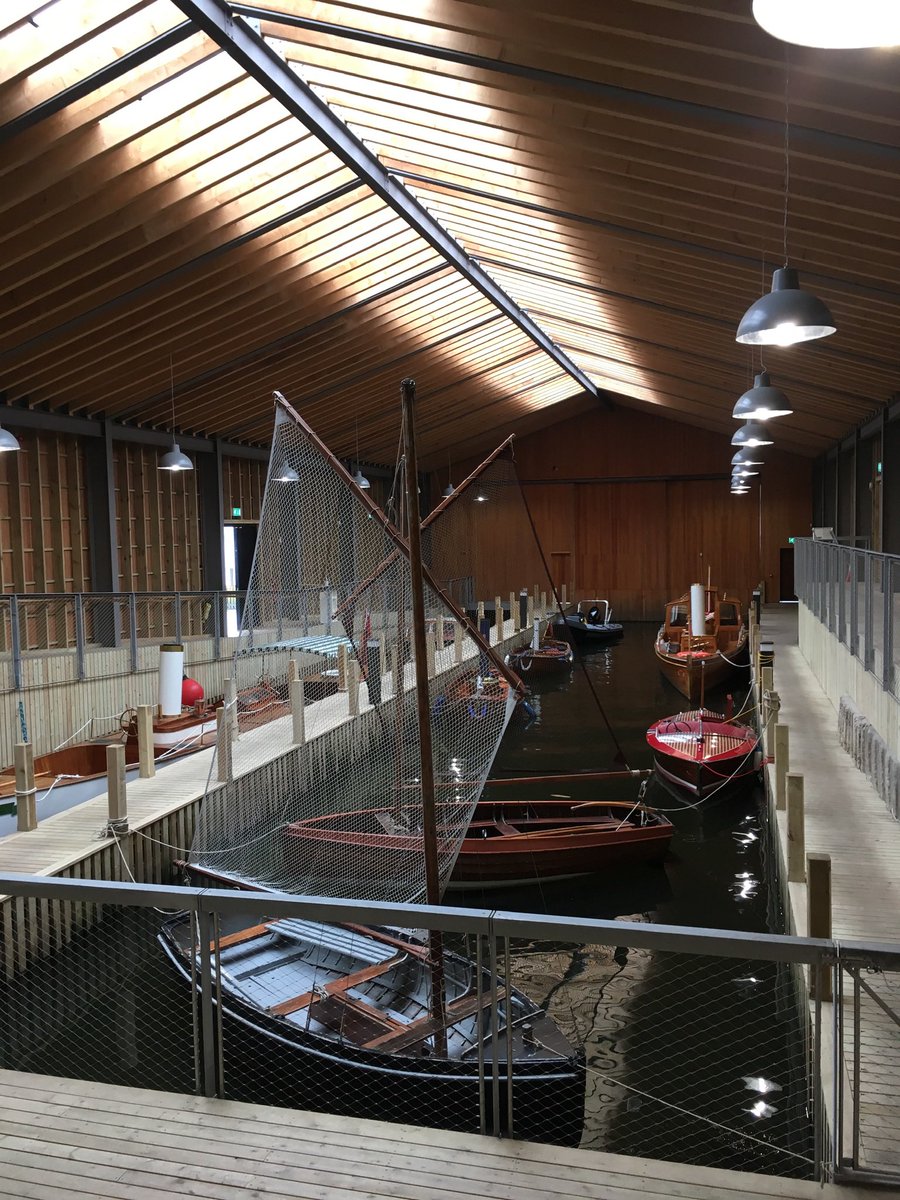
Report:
760,603,900,1178
0,1071,874,1200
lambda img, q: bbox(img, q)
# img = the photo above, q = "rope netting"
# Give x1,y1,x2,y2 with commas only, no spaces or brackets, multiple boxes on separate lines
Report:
190,399,520,905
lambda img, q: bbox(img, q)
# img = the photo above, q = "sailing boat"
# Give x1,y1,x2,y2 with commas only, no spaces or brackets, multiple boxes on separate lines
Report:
158,381,584,1142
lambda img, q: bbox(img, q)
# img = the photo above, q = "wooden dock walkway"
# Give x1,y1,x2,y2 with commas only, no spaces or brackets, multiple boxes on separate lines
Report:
759,603,900,1179
0,1070,873,1200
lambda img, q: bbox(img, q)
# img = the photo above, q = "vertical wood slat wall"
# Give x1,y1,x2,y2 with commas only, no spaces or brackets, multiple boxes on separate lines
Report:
0,429,269,597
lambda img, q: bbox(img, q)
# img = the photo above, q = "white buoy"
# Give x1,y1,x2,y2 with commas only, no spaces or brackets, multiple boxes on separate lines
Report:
690,583,706,637
158,643,184,716
532,617,541,650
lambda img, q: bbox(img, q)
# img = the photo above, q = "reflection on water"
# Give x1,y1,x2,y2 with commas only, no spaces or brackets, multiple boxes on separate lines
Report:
456,622,812,1177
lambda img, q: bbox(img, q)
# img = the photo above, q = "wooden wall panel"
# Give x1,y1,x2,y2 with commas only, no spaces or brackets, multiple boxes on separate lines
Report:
113,444,201,592
223,456,266,523
0,430,89,595
437,407,811,620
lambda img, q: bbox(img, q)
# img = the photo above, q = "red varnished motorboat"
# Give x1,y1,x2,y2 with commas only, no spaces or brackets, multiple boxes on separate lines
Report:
646,708,760,799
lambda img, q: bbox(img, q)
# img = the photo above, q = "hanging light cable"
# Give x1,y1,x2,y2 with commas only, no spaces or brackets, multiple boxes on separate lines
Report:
442,451,454,497
353,419,370,490
159,355,193,472
736,55,836,346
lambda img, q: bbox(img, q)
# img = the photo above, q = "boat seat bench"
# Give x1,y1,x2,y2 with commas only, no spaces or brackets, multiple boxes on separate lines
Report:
363,988,507,1052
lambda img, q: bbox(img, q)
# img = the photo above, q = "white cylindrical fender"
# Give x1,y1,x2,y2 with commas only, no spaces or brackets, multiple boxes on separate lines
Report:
532,617,541,650
690,583,705,637
158,643,184,716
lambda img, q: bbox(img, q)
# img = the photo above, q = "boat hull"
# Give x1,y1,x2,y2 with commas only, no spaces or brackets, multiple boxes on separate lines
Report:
647,710,760,799
450,803,672,887
558,614,623,641
159,915,585,1145
654,640,746,703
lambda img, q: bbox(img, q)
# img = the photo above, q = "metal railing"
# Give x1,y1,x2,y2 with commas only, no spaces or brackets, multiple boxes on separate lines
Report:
795,538,900,699
0,873,897,1184
0,583,479,694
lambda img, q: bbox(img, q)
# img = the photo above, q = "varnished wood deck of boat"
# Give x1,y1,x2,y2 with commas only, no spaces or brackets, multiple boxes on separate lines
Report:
0,1070,871,1200
760,604,900,1179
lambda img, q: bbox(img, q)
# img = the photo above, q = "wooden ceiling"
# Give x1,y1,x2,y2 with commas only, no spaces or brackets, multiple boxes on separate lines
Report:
1,0,898,467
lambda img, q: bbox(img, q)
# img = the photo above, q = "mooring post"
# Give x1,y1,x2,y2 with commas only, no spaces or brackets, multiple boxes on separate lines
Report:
774,723,789,810
540,590,547,616
477,600,485,625
510,591,518,633
494,596,502,643
224,675,238,741
14,742,37,833
216,708,232,784
392,643,403,698
454,622,463,665
561,582,567,604
526,593,534,627
291,679,305,745
287,657,297,683
337,643,348,691
786,773,806,882
136,705,155,779
808,853,833,1002
106,743,128,834
425,630,436,679
348,659,360,715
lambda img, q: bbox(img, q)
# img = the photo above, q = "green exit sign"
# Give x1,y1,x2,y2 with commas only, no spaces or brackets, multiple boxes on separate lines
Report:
231,506,242,518
788,537,795,544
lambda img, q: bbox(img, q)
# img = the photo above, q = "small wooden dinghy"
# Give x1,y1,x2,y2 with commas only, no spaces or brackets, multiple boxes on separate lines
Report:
646,708,760,799
506,619,573,674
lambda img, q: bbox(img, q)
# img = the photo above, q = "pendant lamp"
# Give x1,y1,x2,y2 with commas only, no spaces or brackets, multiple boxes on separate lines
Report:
275,464,299,483
752,0,900,48
732,420,774,448
0,424,21,452
732,466,759,478
736,268,836,346
736,60,836,347
159,357,194,472
733,371,793,420
732,447,765,467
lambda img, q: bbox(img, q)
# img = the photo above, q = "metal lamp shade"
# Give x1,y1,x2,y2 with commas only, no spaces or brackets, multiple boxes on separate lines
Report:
275,464,300,483
736,268,836,346
732,420,774,448
353,469,371,490
752,0,900,47
442,483,455,497
732,371,793,420
159,441,193,471
0,425,21,452
732,447,765,468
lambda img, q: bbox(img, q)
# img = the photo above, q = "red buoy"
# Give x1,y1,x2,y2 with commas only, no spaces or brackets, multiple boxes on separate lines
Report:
181,676,204,706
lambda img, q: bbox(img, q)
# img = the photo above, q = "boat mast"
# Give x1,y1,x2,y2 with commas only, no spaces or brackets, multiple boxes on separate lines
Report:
400,377,447,1050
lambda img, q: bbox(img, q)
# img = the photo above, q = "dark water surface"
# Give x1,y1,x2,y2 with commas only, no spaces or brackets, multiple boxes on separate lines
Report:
454,622,812,1177
0,623,812,1177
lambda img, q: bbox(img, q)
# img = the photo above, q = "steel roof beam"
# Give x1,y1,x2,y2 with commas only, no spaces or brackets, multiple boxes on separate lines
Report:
172,0,608,408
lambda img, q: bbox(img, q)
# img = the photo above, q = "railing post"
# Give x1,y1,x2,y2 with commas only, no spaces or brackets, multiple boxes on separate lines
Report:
291,679,306,744
14,742,37,832
864,554,874,671
136,705,155,779
774,723,789,810
808,853,833,1002
74,593,86,681
883,556,894,692
786,773,805,882
128,593,138,672
195,903,221,1098
849,552,859,658
9,595,21,691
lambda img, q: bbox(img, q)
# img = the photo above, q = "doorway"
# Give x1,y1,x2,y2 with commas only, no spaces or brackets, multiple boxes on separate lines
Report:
224,523,258,635
779,546,796,602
